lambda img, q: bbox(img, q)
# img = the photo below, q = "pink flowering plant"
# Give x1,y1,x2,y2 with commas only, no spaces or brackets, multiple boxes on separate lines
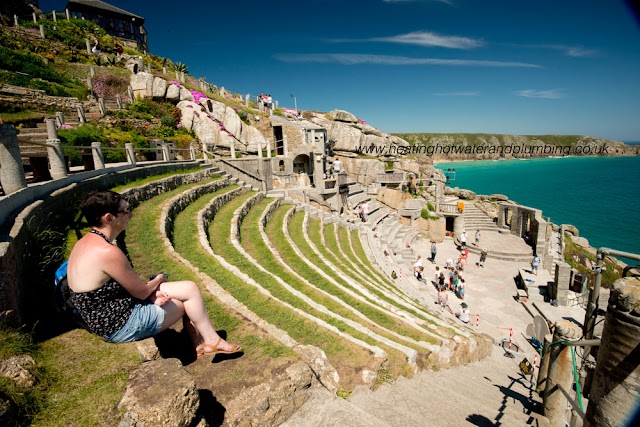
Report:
191,91,207,104
169,81,182,87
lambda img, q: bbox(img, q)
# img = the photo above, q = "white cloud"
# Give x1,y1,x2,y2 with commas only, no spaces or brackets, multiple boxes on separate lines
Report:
371,31,482,49
514,89,566,99
275,53,541,68
433,91,480,96
511,43,597,58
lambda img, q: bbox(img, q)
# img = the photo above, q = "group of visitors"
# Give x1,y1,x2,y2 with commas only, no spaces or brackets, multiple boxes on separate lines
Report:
258,92,273,113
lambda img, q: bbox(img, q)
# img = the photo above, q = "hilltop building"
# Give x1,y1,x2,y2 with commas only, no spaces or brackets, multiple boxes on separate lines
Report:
64,0,147,51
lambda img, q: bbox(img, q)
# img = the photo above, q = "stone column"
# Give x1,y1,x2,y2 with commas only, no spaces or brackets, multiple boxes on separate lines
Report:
39,25,45,39
180,71,185,83
283,136,288,157
0,125,28,194
162,66,167,75
245,94,249,108
189,142,196,160
453,215,465,238
161,143,170,162
98,97,106,116
90,67,95,77
230,140,236,158
220,87,225,98
125,143,136,165
585,276,640,427
86,38,92,55
257,140,263,158
91,141,105,169
14,15,19,26
543,320,581,427
45,119,67,180
77,104,86,124
65,9,70,20
55,111,65,127
52,11,57,22
32,12,37,23
554,262,572,306
536,333,553,393
266,141,271,158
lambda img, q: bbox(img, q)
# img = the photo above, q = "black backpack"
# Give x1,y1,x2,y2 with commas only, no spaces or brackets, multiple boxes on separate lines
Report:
54,261,88,329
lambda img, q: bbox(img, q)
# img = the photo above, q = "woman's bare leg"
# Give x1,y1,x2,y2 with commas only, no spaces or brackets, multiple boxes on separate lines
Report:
159,280,237,351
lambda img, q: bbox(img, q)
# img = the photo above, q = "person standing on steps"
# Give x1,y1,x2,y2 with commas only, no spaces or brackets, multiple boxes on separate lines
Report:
475,230,481,247
414,255,424,280
531,255,541,276
430,241,437,263
67,191,241,359
460,230,467,248
478,248,488,268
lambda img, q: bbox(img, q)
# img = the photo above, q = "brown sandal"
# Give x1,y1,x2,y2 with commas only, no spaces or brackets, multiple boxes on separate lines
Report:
196,336,242,358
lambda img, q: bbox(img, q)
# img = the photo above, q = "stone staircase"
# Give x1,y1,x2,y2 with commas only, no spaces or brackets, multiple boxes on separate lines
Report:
463,202,500,232
283,347,545,426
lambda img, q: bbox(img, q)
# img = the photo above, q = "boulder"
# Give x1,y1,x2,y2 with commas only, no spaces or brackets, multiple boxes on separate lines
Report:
563,224,580,237
389,134,410,147
151,77,167,98
356,123,383,137
330,109,358,123
129,72,154,99
361,134,387,152
179,87,194,102
572,236,590,249
177,101,197,131
222,106,243,139
341,157,385,186
118,358,199,427
488,193,509,201
165,84,181,101
224,362,314,426
328,122,362,152
293,344,339,393
135,338,159,362
0,355,36,388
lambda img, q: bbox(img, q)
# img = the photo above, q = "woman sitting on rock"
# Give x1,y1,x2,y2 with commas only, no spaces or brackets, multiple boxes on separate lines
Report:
67,190,241,358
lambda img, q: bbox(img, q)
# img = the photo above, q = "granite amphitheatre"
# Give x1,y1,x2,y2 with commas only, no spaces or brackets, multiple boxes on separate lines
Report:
1,3,639,426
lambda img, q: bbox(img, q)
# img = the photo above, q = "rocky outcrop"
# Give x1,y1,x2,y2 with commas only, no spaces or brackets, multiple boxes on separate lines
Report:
224,362,317,426
0,354,36,388
339,156,386,186
118,358,199,427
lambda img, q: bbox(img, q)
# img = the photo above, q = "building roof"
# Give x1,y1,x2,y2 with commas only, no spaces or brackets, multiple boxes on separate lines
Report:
66,0,144,21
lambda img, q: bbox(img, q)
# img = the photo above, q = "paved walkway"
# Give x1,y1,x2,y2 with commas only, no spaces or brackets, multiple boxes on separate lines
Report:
401,234,586,353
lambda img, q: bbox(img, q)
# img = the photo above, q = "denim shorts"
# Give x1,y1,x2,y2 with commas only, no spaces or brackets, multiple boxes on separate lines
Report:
107,302,165,343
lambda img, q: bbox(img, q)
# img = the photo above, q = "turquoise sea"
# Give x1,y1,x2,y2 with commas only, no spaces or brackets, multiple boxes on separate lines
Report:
435,155,640,261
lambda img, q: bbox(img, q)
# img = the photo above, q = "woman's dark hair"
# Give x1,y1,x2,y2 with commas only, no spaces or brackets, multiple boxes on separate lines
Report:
80,191,123,226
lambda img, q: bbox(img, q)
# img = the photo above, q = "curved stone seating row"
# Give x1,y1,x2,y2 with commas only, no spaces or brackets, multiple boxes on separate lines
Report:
281,207,446,347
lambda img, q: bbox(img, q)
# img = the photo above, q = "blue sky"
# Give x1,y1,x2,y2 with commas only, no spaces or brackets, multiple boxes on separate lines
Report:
40,0,640,141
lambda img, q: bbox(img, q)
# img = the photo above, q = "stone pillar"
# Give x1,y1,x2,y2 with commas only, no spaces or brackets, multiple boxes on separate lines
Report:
230,140,236,158
585,276,640,427
86,38,92,55
0,125,28,194
283,136,288,157
220,87,225,98
90,67,95,77
77,104,86,124
275,100,278,109
189,142,196,160
257,140,263,158
52,11,57,22
32,12,37,23
116,95,123,110
161,143,170,162
266,141,272,158
55,111,65,127
39,25,45,39
162,67,167,75
453,215,465,238
180,71,185,83
554,262,572,306
543,320,581,427
245,94,249,107
536,333,553,393
65,9,70,20
91,141,105,169
45,119,67,180
14,15,19,26
98,97,106,116
125,143,136,165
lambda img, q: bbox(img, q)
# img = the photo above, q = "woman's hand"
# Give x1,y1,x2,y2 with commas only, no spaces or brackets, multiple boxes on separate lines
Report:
150,289,170,306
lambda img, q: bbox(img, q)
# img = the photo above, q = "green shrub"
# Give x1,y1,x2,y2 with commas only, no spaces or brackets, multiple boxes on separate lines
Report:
0,47,68,83
421,208,439,221
427,202,435,212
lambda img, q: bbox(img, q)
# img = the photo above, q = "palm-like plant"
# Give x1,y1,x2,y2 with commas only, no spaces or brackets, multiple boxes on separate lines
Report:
174,62,189,74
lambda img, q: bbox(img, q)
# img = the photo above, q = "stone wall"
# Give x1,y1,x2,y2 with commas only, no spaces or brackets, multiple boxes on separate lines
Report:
0,84,79,111
0,165,214,326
